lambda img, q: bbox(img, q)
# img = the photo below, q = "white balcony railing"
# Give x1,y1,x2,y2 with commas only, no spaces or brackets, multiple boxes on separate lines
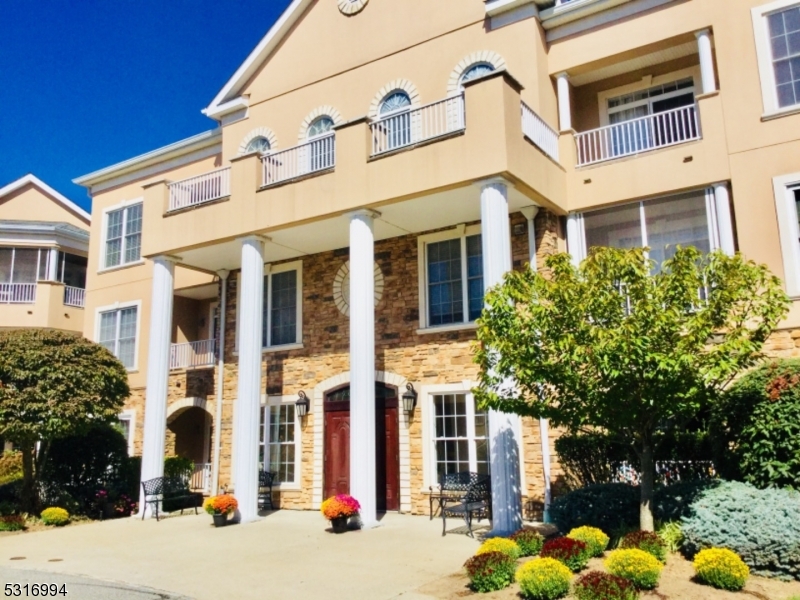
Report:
370,94,465,156
168,167,231,212
575,104,700,167
521,101,560,162
262,133,336,187
191,462,212,493
0,283,36,304
63,286,86,308
169,339,216,370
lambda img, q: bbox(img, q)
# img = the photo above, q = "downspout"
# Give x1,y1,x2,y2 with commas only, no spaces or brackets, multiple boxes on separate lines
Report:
211,270,229,495
521,206,552,523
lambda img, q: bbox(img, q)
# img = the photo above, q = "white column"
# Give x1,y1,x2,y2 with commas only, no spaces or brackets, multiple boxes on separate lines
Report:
714,182,735,255
566,213,584,267
520,206,540,270
349,209,379,529
139,256,178,518
211,270,228,496
696,29,717,95
480,180,524,536
47,248,59,281
556,72,572,131
232,236,266,523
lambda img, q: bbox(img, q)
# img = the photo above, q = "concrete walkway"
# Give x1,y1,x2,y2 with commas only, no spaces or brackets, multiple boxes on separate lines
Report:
0,511,480,599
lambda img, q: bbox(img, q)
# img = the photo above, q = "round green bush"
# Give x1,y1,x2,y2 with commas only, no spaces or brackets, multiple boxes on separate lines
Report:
475,537,521,560
605,549,663,590
516,558,572,600
573,570,639,600
619,531,667,563
568,526,610,558
693,548,749,591
463,551,516,593
550,483,640,533
681,481,800,581
540,537,590,572
510,528,545,557
40,507,70,526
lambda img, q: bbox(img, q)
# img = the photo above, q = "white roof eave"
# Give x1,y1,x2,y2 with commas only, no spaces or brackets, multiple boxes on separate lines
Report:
0,174,91,223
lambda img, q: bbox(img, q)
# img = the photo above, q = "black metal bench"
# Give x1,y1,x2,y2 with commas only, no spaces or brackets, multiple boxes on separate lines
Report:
140,476,200,522
258,471,277,511
440,473,491,537
429,471,486,519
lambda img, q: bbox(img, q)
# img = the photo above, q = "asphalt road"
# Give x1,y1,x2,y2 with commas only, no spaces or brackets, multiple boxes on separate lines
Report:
0,568,192,600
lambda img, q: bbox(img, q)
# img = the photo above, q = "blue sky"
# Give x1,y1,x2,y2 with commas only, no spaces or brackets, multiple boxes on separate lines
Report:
0,0,293,212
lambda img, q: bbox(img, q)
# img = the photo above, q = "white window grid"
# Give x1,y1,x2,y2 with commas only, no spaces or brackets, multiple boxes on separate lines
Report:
258,397,300,486
753,0,800,116
773,173,800,297
98,306,139,369
104,203,142,269
431,392,489,479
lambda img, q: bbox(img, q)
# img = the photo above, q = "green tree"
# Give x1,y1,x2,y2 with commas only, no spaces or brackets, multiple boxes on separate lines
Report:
474,247,789,531
0,329,130,511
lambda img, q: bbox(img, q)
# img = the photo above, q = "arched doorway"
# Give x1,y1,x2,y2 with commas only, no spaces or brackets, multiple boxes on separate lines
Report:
323,382,400,511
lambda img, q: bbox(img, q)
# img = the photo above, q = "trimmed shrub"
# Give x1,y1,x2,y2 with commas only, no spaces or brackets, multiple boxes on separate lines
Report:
693,548,749,591
463,551,516,593
550,483,639,533
540,537,590,572
516,557,572,600
605,549,663,590
568,526,610,558
656,521,684,554
40,507,70,526
475,537,521,560
619,531,667,563
652,479,721,523
573,571,639,600
711,359,800,488
510,528,545,557
0,515,26,532
681,481,800,581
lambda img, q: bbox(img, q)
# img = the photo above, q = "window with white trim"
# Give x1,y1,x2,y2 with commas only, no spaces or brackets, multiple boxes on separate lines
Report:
262,263,301,347
432,393,489,479
104,203,142,269
117,411,135,456
420,228,483,328
459,63,495,89
753,0,800,115
258,400,298,484
98,306,138,369
773,173,800,297
568,189,722,273
0,247,51,283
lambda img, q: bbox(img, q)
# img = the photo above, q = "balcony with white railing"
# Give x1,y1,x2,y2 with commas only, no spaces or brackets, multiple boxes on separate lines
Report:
190,462,212,494
521,101,560,163
63,286,85,308
262,133,336,188
370,94,465,156
575,104,701,167
169,339,217,370
168,167,231,212
0,283,37,304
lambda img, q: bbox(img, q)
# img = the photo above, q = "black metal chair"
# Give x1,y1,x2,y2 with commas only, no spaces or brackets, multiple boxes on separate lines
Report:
140,476,199,522
258,471,277,511
429,471,485,519
440,474,491,538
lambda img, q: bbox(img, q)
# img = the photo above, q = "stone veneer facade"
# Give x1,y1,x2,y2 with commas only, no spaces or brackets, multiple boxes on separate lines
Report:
119,209,566,514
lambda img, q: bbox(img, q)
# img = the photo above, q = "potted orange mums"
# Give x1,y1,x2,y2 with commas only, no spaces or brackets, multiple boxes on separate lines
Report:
320,494,361,533
204,495,238,527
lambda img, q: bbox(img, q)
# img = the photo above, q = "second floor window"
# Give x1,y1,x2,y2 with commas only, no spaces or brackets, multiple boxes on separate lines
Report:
99,305,138,369
768,5,800,108
105,203,142,269
261,267,300,348
424,232,483,327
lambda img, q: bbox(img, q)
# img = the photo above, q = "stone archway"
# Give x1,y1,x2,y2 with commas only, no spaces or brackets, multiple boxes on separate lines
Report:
166,397,213,466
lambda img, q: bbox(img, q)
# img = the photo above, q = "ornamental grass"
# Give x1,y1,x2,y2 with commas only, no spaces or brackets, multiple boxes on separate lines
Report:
476,537,522,560
573,571,639,600
605,549,663,590
463,551,516,593
320,494,360,520
203,494,238,516
568,526,610,558
515,557,572,600
693,548,750,591
510,528,545,557
540,536,591,572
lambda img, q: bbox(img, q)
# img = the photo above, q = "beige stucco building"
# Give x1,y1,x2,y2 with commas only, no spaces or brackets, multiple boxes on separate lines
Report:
74,0,800,525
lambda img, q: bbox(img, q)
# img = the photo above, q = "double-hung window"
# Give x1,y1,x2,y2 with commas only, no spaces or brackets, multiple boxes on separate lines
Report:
104,203,142,269
773,173,800,296
753,1,800,115
419,227,484,329
261,262,302,348
258,399,298,484
98,305,139,369
432,393,489,479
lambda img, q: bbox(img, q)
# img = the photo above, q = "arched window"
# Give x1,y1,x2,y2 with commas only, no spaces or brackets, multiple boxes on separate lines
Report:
246,136,271,154
379,91,412,115
460,62,495,88
307,116,335,139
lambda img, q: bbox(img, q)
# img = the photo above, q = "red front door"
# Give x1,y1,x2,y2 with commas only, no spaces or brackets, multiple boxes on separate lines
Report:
323,383,400,511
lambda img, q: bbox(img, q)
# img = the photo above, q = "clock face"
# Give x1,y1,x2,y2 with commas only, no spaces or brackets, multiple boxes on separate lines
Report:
337,0,368,15
333,261,384,317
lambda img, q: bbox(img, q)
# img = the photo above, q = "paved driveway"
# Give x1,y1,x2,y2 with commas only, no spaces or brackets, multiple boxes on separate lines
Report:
0,511,479,599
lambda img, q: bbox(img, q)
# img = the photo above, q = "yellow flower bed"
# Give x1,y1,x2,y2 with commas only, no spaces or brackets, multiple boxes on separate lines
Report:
567,526,610,557
40,507,70,526
476,537,522,560
515,558,572,600
605,548,663,590
694,548,750,591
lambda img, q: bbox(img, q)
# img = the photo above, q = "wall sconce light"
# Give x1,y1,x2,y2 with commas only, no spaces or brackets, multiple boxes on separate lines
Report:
402,383,418,414
295,390,310,418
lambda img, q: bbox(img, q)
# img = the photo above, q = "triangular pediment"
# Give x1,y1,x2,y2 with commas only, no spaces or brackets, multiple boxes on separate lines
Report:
0,175,90,228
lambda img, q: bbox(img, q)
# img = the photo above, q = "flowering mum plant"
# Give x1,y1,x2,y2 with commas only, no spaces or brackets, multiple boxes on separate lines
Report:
541,536,591,572
464,551,516,593
320,494,360,520
203,495,238,516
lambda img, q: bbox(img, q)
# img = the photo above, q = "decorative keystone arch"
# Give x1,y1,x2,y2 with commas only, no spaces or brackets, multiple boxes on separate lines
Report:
166,397,211,423
311,370,412,513
297,105,345,141
237,127,278,156
447,51,508,96
368,79,421,119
